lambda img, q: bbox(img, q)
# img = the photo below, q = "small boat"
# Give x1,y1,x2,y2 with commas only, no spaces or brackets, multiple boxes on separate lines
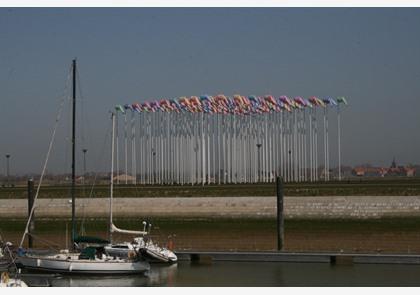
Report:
16,60,150,275
137,237,177,263
105,237,177,263
102,112,177,264
135,222,177,263
105,222,177,263
1,270,28,287
0,243,28,287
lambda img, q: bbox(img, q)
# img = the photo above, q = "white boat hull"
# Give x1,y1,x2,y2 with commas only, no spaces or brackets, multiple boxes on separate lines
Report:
17,255,150,274
105,243,177,263
141,249,170,263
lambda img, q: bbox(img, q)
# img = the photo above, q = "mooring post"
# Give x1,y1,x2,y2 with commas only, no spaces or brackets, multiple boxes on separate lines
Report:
276,176,284,251
27,178,35,249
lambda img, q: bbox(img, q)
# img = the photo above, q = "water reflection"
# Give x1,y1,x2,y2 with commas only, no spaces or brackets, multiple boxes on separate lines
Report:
50,275,147,287
48,264,178,287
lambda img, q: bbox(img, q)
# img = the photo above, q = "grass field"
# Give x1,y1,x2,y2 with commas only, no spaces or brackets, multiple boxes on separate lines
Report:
1,177,420,199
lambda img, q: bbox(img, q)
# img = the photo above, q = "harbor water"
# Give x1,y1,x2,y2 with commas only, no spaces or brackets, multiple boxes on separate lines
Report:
17,261,420,287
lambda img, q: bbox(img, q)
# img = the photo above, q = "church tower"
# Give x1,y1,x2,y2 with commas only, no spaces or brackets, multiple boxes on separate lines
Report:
391,157,397,168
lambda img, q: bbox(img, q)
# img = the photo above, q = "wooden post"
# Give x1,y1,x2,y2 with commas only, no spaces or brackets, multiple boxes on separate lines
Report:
27,179,35,249
276,176,284,251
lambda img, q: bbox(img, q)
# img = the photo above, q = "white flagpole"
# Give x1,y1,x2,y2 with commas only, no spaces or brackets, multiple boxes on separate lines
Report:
309,109,313,182
314,109,318,181
338,104,342,181
326,106,329,181
109,112,115,242
131,110,136,185
323,107,327,182
124,110,128,184
115,111,120,184
201,112,205,186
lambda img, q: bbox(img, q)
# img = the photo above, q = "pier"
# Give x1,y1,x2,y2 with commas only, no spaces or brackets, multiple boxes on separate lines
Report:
175,251,420,265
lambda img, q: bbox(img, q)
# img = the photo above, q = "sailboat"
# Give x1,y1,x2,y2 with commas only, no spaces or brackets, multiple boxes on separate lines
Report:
105,221,177,263
16,60,150,274
104,114,177,263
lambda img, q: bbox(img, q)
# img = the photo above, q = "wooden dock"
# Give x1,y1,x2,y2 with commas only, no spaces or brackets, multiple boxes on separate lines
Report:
175,251,420,265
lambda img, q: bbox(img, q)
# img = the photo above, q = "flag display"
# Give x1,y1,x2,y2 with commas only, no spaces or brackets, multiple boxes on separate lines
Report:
112,94,348,185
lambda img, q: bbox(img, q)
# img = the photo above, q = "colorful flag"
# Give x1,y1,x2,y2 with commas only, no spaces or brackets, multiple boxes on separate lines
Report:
132,103,142,113
337,96,348,105
115,105,125,114
124,104,133,111
328,97,338,106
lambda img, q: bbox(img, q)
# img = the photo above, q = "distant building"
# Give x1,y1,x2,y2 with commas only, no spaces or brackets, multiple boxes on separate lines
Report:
353,158,416,178
406,168,416,177
353,166,385,177
113,174,135,182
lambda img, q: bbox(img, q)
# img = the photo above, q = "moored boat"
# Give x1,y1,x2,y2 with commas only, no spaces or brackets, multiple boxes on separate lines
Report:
1,271,28,287
105,221,177,263
16,60,150,275
17,253,149,274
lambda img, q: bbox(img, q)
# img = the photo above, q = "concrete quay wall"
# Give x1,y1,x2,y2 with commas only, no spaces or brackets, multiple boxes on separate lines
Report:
1,196,420,219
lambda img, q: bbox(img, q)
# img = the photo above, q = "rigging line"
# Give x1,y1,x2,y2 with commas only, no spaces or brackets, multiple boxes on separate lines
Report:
25,232,61,251
63,93,71,178
19,69,71,248
76,65,92,201
79,118,112,235
76,65,88,150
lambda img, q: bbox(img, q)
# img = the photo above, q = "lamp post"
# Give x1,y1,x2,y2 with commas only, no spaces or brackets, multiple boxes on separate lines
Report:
336,96,348,181
5,154,10,187
256,143,262,182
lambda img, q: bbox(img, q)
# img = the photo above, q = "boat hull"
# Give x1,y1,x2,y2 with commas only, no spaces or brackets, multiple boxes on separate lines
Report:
140,248,177,263
17,255,150,275
105,245,177,263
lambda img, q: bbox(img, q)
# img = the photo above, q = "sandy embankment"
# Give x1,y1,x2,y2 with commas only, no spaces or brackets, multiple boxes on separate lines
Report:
2,196,420,219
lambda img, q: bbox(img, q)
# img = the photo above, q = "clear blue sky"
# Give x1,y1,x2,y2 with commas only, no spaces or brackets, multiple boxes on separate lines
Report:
1,8,420,174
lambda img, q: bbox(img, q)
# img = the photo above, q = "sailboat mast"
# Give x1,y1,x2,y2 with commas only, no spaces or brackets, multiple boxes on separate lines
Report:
71,59,77,249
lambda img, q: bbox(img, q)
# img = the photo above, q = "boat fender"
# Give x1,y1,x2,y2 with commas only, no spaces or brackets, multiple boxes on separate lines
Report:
128,250,136,259
167,240,174,251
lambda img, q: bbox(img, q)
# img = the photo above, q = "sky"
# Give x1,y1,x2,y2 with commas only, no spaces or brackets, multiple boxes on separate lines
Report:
1,8,420,175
